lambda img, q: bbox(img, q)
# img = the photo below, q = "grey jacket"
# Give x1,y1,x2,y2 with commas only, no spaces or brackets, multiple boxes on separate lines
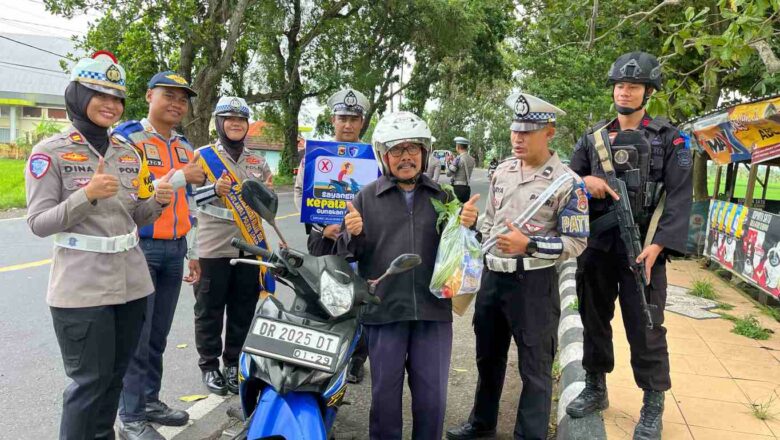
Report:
446,152,475,185
337,174,454,325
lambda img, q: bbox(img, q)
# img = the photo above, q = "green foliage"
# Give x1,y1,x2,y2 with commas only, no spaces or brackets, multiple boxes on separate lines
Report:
568,297,579,311
0,159,27,210
731,314,772,340
15,119,65,153
758,304,780,323
690,279,717,300
713,302,735,311
747,394,777,421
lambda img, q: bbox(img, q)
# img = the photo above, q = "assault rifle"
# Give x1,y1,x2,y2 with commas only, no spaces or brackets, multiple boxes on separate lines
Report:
594,129,656,329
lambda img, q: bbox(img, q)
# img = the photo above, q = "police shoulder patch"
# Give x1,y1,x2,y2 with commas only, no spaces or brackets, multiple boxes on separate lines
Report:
676,149,692,169
29,153,52,179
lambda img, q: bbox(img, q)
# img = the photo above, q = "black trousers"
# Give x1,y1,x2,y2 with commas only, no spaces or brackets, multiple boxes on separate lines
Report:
576,247,671,391
194,257,260,371
51,297,147,440
468,267,559,440
453,184,471,204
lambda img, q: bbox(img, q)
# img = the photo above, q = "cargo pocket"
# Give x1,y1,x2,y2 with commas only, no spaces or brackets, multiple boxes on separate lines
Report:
648,263,667,325
53,318,90,374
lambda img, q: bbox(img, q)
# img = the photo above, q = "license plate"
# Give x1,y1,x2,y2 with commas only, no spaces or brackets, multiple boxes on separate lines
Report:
242,317,341,373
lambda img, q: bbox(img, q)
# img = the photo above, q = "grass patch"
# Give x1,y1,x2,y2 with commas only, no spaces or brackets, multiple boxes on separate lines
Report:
567,298,579,311
272,173,295,187
0,159,26,210
731,314,773,340
552,358,561,381
747,395,777,421
713,302,735,311
690,279,717,300
758,304,780,322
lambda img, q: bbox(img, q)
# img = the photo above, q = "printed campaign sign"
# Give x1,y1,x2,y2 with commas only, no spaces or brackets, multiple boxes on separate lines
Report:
300,140,380,224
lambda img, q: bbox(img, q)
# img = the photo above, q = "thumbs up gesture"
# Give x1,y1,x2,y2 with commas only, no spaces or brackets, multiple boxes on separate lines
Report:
460,194,480,227
182,151,206,185
215,170,232,197
154,168,176,205
264,173,274,191
497,219,530,256
84,157,119,202
344,201,363,236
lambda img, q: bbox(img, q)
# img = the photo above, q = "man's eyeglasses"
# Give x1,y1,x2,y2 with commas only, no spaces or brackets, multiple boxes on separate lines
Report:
388,144,422,157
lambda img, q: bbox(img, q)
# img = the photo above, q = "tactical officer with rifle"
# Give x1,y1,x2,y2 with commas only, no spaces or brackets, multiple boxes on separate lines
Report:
566,52,692,440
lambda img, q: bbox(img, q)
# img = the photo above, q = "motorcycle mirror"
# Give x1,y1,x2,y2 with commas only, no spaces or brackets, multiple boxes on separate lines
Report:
241,180,278,223
241,179,288,247
386,254,421,275
368,254,422,294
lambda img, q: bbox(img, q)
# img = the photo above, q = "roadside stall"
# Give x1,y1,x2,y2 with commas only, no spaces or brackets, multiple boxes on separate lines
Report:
684,94,780,302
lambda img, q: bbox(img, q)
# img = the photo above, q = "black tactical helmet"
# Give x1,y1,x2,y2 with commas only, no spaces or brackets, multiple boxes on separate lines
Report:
607,52,662,90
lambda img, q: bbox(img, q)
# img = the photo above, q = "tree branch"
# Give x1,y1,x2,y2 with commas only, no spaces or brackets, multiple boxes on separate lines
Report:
298,0,355,51
542,0,681,55
750,39,780,74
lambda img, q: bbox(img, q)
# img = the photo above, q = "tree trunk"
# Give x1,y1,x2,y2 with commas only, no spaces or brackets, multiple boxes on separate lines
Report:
692,150,709,201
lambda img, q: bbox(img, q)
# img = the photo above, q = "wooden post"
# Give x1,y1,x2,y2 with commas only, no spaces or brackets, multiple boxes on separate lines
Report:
744,163,759,208
713,166,722,199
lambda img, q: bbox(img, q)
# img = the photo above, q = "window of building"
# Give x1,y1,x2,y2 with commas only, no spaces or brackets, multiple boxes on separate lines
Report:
22,107,42,118
0,106,9,118
47,108,67,119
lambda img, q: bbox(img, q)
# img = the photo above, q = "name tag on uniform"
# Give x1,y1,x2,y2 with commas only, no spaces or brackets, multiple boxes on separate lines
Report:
144,143,163,167
176,147,189,164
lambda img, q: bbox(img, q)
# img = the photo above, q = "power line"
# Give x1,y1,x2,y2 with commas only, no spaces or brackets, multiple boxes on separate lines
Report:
0,60,66,74
0,35,73,59
0,17,84,34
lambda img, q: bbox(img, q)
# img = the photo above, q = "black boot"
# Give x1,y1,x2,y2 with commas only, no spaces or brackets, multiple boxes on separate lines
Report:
202,369,227,396
633,390,664,440
224,365,239,395
566,372,609,418
346,359,364,384
445,422,496,440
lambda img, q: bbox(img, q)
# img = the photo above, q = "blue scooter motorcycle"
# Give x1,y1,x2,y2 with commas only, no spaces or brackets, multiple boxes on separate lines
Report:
227,180,420,439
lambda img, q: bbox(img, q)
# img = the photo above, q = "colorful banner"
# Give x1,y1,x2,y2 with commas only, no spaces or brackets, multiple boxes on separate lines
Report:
690,95,780,164
705,200,780,298
300,140,380,224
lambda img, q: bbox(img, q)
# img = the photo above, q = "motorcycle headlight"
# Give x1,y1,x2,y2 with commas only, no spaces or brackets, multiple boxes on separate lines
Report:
319,270,354,317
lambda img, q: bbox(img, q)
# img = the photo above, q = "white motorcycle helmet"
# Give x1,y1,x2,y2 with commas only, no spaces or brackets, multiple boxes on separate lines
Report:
371,111,431,178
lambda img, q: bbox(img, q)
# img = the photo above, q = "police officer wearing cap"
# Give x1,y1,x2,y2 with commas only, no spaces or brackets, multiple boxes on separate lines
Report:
293,87,371,383
112,71,205,439
25,52,174,440
448,93,588,440
192,96,274,396
447,136,475,203
566,52,692,440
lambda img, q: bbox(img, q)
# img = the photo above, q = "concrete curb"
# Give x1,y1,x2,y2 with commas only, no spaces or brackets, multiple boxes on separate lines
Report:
556,259,606,440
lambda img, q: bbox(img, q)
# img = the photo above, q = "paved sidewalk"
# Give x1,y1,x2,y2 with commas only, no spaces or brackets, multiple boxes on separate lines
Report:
604,259,780,439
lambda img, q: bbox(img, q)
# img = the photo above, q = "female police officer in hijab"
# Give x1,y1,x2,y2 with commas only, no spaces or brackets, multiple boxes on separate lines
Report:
25,52,173,440
191,97,274,396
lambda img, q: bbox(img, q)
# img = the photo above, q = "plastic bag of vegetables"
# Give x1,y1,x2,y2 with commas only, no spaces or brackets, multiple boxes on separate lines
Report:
429,188,483,299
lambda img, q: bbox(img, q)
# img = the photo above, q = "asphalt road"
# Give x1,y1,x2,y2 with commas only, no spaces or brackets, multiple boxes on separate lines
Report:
0,168,524,439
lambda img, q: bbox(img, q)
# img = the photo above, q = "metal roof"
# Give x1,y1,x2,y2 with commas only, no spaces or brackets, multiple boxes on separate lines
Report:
0,33,78,106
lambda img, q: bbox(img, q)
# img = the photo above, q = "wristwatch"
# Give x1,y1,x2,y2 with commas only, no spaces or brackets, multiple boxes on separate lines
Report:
525,239,538,256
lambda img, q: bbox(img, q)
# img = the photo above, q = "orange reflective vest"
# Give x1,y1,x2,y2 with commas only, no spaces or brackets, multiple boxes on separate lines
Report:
114,119,194,240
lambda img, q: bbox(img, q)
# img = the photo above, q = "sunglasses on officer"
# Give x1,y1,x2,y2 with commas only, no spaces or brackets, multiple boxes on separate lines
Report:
388,144,422,157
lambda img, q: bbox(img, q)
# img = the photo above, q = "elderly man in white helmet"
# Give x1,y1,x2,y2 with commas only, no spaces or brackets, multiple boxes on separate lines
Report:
338,111,479,439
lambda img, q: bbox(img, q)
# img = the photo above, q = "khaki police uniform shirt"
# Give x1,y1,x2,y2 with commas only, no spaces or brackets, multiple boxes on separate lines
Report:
196,141,272,258
25,126,163,308
447,152,475,185
481,152,589,260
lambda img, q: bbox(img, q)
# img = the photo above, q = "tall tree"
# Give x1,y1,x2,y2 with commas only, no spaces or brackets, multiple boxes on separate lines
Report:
47,0,252,147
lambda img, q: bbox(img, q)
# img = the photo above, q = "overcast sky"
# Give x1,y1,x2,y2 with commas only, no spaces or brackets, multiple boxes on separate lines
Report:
0,0,93,38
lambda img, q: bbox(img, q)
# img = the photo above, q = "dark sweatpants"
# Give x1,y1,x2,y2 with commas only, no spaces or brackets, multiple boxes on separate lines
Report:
194,257,259,371
365,320,453,440
52,297,147,440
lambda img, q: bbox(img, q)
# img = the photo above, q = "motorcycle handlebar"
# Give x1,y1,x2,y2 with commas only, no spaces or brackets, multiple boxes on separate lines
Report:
231,238,273,260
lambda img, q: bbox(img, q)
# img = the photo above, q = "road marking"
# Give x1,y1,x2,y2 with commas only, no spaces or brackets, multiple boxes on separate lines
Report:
159,394,229,439
0,258,51,273
275,212,298,220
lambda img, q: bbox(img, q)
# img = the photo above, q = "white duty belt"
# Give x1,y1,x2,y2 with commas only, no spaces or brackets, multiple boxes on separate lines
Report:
200,204,235,221
485,254,556,273
54,227,139,253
